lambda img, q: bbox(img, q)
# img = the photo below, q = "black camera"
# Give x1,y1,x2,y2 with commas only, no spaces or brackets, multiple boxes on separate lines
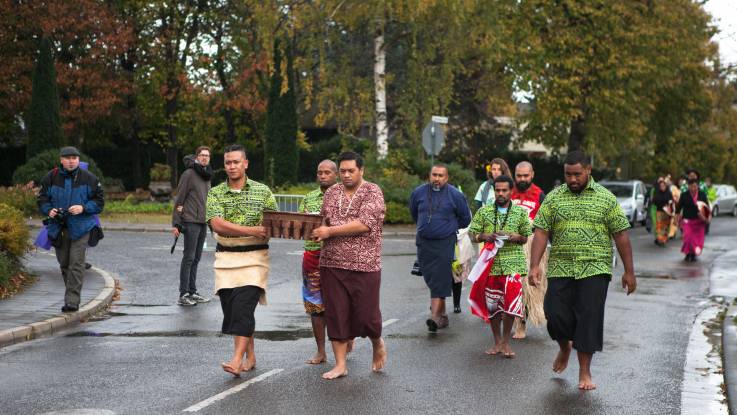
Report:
43,208,70,226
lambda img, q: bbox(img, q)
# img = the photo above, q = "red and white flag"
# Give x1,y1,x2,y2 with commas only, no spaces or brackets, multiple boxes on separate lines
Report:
468,240,503,322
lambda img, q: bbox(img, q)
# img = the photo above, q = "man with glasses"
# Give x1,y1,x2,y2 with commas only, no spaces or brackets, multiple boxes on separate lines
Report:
172,146,213,306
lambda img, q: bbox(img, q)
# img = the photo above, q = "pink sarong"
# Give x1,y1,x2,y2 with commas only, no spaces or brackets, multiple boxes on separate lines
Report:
681,218,705,256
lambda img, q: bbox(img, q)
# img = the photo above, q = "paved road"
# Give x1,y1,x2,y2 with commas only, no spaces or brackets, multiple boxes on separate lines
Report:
2,217,736,414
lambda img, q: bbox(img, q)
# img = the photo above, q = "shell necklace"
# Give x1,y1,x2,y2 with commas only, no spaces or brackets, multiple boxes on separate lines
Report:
338,181,365,217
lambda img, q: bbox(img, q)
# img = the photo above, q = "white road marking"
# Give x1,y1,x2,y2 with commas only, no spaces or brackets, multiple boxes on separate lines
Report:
182,368,284,412
382,319,399,328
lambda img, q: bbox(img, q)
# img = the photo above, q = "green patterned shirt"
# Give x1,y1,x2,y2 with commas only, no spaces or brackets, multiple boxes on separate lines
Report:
469,203,531,276
205,178,277,226
299,188,324,251
533,178,630,279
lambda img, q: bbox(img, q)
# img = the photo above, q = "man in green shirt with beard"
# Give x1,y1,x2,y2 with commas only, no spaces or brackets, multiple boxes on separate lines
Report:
529,150,636,391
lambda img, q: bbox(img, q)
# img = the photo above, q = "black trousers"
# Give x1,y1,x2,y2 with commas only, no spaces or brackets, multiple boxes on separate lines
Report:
179,222,207,295
544,275,610,354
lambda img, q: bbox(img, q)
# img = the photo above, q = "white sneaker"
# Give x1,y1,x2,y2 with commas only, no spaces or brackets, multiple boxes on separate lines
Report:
177,294,197,306
188,292,210,303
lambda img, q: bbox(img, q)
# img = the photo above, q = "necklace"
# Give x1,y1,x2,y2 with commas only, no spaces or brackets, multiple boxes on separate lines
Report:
338,181,365,217
493,203,510,233
426,184,444,223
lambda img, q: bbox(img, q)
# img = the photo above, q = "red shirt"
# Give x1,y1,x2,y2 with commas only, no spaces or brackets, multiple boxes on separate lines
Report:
320,181,385,272
511,183,545,220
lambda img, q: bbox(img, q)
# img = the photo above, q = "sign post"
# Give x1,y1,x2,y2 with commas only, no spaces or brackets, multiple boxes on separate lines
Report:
422,116,448,165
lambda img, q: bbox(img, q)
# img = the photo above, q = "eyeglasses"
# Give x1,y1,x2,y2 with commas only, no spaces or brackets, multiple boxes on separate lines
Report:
198,154,211,158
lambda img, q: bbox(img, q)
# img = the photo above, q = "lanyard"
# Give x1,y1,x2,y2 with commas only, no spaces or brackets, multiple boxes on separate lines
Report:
427,185,444,223
493,203,510,233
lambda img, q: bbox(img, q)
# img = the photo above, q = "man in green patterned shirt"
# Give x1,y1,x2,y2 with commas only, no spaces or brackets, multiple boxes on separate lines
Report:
299,160,338,365
529,150,636,391
205,144,277,377
468,175,531,358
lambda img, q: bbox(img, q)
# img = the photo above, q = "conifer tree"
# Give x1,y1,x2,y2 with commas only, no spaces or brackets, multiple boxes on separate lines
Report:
26,37,63,160
264,38,299,187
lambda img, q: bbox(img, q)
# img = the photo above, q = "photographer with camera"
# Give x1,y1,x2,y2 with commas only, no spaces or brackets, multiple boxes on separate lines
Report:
38,147,104,312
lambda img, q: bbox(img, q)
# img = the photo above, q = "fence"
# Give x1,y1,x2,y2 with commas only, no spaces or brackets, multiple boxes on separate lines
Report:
274,194,305,213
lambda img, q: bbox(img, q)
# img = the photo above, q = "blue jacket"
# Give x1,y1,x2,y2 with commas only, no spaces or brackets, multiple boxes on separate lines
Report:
38,166,104,241
409,183,471,239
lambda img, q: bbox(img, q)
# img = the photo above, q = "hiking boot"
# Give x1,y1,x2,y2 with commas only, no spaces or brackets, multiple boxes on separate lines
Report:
189,292,210,303
177,294,197,306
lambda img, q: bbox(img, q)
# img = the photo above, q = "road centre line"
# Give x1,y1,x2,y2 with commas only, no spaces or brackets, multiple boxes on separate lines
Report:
382,319,399,328
182,368,284,412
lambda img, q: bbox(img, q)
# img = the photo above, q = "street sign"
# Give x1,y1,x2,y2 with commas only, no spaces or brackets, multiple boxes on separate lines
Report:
431,115,449,124
422,121,445,157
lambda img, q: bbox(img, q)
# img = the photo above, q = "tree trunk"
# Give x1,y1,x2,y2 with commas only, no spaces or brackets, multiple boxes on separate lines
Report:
213,25,236,143
374,17,388,159
568,115,586,152
165,80,179,187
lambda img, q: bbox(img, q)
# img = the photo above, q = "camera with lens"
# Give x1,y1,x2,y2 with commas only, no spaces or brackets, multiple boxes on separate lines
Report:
43,208,71,227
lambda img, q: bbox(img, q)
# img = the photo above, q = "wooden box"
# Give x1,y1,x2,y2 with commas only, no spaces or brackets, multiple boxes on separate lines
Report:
262,211,323,240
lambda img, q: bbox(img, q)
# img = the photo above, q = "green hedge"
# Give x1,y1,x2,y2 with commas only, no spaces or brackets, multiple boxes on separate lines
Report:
0,203,29,258
0,251,22,289
104,200,172,214
12,148,105,186
385,201,414,224
0,186,37,216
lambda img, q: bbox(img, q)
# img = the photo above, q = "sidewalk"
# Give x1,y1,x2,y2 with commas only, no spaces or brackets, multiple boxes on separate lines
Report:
0,252,116,348
26,218,418,237
716,248,737,415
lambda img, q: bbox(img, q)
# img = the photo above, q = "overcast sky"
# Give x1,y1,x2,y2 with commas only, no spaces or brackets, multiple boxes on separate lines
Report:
704,0,737,67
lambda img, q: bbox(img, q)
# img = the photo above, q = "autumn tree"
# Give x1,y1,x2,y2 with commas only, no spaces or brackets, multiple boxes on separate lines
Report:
510,0,715,170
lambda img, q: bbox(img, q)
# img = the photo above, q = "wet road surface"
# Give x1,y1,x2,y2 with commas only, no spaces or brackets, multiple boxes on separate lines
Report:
2,217,737,414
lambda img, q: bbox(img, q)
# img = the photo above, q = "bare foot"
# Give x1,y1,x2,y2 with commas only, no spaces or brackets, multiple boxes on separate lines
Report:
501,343,515,358
322,366,348,380
371,338,387,372
306,353,326,365
553,342,572,373
240,357,256,372
578,372,596,390
512,326,526,340
485,344,501,355
221,361,241,377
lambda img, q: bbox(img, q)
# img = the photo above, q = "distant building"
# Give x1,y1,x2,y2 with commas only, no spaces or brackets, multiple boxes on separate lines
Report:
497,102,563,158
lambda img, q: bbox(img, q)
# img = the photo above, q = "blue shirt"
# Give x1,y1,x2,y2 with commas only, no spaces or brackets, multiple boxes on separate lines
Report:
410,183,472,239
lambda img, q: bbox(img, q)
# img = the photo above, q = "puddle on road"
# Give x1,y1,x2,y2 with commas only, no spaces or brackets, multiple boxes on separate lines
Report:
66,328,314,341
84,311,172,322
113,303,171,307
636,273,675,280
681,301,729,414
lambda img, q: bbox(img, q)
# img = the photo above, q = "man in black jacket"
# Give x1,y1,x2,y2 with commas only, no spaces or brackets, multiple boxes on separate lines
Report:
38,146,104,312
172,146,212,306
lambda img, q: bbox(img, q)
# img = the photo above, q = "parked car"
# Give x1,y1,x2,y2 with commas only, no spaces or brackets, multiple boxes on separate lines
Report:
712,184,737,217
599,180,647,226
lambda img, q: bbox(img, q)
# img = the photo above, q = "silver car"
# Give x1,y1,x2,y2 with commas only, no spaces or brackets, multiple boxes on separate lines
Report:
599,180,647,226
713,184,737,217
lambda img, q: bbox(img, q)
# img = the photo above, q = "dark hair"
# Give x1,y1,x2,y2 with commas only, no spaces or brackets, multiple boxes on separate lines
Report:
195,146,211,156
564,150,590,167
431,163,449,174
337,151,364,168
493,174,514,190
685,168,700,179
687,178,698,185
224,144,247,159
